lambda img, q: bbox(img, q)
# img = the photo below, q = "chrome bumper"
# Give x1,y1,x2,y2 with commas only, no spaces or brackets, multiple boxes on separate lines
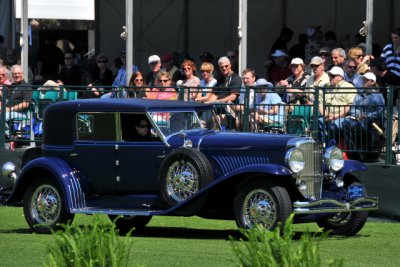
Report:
293,197,379,214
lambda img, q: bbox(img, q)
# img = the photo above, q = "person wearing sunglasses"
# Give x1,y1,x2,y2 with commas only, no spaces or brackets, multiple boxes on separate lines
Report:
319,66,356,131
127,117,153,142
127,71,147,98
146,71,176,100
177,59,200,101
56,51,82,92
343,58,363,88
348,46,373,75
194,62,217,102
85,53,114,98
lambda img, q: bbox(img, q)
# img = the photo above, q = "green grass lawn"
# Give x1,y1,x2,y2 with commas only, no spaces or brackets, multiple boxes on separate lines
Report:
0,206,399,266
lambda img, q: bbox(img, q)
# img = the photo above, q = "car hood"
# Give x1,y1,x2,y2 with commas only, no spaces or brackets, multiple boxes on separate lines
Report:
195,131,299,151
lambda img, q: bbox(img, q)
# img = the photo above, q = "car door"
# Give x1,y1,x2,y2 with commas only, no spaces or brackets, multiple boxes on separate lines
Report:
115,113,166,193
72,112,119,194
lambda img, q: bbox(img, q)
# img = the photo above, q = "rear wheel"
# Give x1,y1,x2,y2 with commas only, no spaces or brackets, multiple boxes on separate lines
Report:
317,182,369,236
234,180,292,230
23,176,74,234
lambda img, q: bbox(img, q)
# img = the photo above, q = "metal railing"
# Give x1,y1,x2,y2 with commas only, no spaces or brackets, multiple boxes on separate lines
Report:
1,84,399,164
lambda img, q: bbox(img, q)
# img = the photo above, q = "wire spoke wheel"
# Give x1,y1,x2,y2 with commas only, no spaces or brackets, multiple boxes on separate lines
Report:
166,160,199,202
31,184,62,224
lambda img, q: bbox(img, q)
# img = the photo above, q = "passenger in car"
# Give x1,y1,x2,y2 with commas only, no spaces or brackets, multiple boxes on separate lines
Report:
129,118,153,142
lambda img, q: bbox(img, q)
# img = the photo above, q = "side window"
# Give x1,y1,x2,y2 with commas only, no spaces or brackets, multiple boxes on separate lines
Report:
77,113,116,141
120,113,161,142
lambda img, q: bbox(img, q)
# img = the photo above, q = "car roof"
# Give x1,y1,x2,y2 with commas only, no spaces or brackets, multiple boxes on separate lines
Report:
43,99,213,146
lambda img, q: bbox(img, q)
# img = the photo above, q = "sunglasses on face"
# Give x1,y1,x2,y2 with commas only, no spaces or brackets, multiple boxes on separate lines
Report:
346,65,357,70
355,54,364,58
201,69,211,73
289,64,299,69
134,78,143,82
159,79,169,83
137,124,148,128
310,64,320,69
329,74,339,79
220,65,230,69
183,67,192,71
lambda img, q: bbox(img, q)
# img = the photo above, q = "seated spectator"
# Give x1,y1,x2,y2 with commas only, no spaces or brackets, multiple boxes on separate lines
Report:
267,50,291,85
305,56,330,102
0,65,33,135
57,51,82,86
161,53,182,84
195,62,217,102
177,59,200,101
319,46,333,71
255,80,285,129
320,66,356,127
343,58,363,88
276,58,310,104
344,72,385,160
331,47,347,68
0,66,12,100
127,71,147,98
231,68,260,130
146,71,177,100
102,49,139,98
347,46,373,75
85,53,114,98
207,56,241,103
369,57,400,106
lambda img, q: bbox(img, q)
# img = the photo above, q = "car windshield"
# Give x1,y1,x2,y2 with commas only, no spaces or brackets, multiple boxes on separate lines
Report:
148,110,221,137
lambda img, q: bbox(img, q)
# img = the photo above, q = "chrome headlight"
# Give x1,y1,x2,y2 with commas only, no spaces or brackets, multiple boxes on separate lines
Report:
2,161,17,184
324,146,344,172
285,147,305,174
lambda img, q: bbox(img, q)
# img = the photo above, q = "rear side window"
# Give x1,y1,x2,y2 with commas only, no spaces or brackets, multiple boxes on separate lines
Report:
77,113,116,141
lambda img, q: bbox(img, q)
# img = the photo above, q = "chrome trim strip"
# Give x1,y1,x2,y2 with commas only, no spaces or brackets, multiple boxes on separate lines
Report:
293,197,379,214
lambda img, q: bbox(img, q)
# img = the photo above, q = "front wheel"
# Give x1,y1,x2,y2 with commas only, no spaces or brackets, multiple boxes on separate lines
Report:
109,215,152,234
317,182,369,236
234,180,292,230
23,176,74,234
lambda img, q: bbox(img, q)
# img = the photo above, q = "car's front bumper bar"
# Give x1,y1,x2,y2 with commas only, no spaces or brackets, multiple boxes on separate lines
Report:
293,197,379,214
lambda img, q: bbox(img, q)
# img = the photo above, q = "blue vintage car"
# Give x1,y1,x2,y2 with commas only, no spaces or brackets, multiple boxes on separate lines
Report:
0,99,378,235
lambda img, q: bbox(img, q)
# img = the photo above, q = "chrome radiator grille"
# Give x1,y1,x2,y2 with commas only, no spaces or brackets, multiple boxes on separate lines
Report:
296,140,323,199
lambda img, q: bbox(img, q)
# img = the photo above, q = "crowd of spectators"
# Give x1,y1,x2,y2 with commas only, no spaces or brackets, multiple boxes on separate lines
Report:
0,26,400,159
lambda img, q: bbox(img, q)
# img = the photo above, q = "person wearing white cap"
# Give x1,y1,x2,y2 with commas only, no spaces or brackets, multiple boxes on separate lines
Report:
344,71,385,159
276,57,310,103
145,54,161,86
267,50,291,85
318,66,357,130
350,72,385,120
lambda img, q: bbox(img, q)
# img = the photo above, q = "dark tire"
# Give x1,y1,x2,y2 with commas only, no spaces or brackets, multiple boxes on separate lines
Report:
159,148,213,211
23,176,74,234
234,180,292,230
317,182,369,236
109,215,152,234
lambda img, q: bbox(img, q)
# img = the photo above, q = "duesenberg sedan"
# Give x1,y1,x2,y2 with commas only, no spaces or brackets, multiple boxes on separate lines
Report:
0,99,378,235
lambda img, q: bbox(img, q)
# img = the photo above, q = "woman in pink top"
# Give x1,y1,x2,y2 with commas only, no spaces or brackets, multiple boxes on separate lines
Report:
146,71,176,100
0,66,12,100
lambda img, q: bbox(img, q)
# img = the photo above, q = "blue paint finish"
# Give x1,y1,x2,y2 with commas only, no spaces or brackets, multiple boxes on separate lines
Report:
13,156,86,211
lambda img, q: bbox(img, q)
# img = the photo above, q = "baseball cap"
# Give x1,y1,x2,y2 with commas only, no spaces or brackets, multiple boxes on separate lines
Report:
361,72,376,82
328,66,345,77
148,55,161,64
319,46,331,55
310,56,324,66
271,50,288,58
290,58,304,66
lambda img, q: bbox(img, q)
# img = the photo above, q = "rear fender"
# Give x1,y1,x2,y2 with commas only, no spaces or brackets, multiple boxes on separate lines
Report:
6,156,85,212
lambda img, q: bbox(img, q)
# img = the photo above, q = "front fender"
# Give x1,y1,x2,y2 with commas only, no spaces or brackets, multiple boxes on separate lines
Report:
7,156,85,212
338,159,368,178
